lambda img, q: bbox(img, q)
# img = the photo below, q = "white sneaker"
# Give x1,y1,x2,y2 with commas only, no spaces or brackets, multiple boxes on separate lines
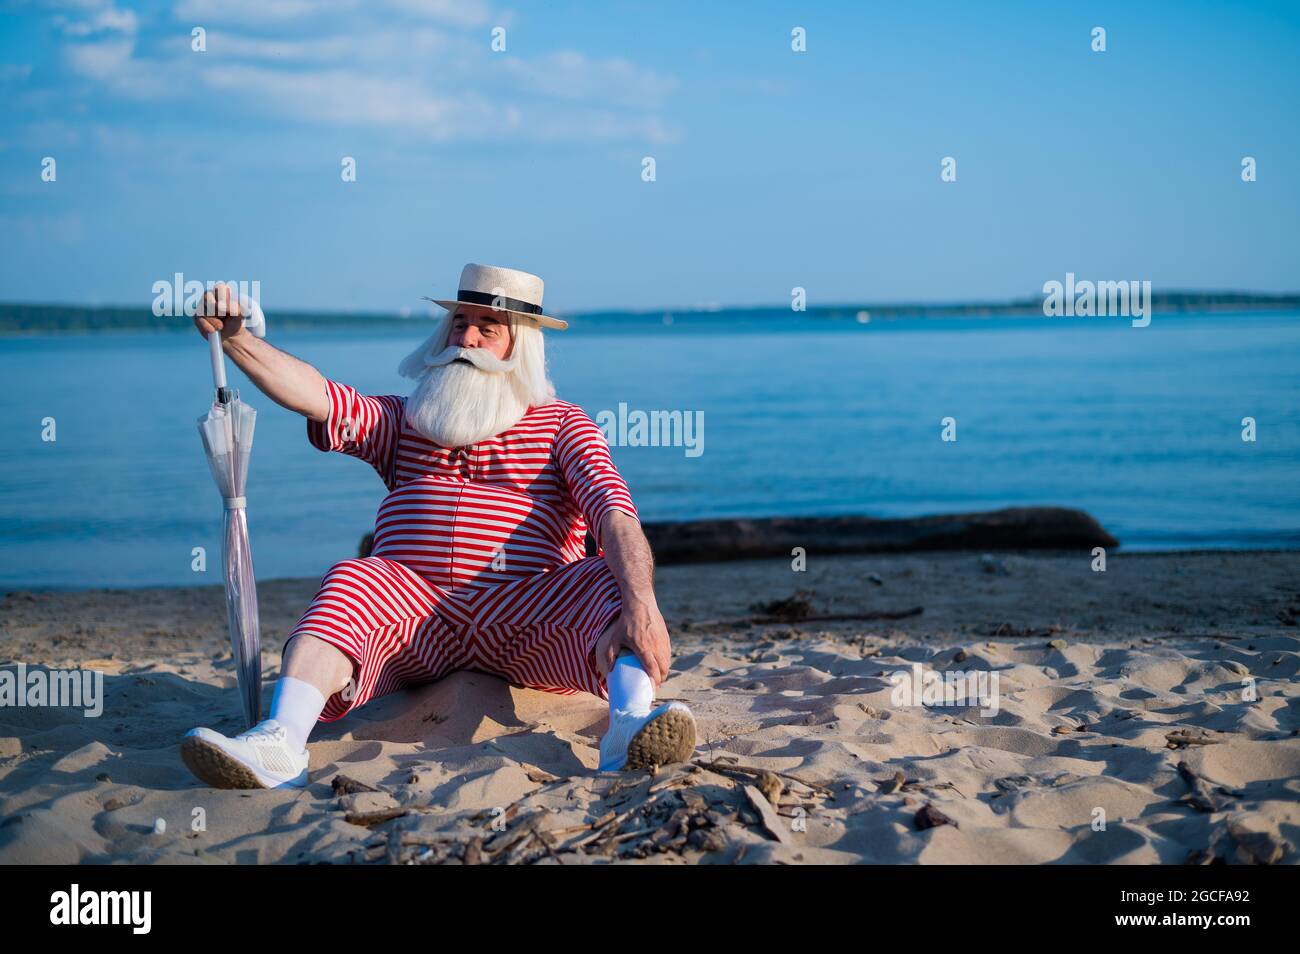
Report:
599,701,697,772
180,719,309,790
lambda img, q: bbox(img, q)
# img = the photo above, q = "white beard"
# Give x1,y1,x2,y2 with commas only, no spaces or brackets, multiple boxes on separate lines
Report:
404,346,530,448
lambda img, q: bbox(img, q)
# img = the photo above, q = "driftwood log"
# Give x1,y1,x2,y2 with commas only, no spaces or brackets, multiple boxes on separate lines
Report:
360,506,1118,565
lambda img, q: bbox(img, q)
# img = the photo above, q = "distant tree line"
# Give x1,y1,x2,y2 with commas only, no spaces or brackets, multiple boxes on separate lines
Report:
1,292,1297,334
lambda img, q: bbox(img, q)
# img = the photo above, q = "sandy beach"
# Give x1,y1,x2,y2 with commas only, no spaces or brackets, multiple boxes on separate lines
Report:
2,549,1298,865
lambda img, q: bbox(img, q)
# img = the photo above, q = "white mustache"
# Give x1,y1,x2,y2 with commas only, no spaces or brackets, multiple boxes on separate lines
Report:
406,346,529,447
423,345,519,375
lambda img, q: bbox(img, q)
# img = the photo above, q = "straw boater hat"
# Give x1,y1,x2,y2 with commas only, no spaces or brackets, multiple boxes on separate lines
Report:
425,263,568,330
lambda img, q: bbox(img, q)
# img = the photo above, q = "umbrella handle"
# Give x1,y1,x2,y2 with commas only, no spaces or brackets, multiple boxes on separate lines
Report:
207,330,227,391
204,293,265,395
240,295,266,339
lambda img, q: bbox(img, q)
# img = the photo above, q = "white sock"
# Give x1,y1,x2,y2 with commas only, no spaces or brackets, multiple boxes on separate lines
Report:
268,676,326,751
607,652,655,717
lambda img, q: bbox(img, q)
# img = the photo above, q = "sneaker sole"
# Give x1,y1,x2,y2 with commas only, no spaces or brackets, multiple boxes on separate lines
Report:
180,735,270,790
625,707,696,771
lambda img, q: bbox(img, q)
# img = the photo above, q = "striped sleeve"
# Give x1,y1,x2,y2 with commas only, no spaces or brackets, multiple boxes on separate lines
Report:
307,378,405,488
553,404,640,546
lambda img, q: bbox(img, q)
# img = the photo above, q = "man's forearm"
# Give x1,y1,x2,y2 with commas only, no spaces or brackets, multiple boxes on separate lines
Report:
599,510,657,609
222,333,329,422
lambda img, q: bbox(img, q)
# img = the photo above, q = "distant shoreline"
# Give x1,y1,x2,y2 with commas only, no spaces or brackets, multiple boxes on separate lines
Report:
8,549,1300,596
2,292,1298,334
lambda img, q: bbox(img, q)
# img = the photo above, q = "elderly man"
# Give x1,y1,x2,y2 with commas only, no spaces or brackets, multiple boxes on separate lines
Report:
181,264,695,789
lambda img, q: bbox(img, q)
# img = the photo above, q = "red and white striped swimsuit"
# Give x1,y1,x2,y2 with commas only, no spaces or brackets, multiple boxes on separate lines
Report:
287,378,639,722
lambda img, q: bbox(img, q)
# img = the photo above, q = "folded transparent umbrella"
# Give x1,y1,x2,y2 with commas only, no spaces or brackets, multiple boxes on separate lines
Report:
196,298,266,729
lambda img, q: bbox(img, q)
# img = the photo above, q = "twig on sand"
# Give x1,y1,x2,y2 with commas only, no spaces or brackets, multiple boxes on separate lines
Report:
606,828,652,846
463,837,483,866
915,780,966,799
553,803,642,853
346,807,409,827
491,830,537,865
536,830,565,864
690,757,833,795
556,826,609,852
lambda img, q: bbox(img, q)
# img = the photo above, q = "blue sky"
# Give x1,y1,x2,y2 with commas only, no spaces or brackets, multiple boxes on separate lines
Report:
1,0,1298,314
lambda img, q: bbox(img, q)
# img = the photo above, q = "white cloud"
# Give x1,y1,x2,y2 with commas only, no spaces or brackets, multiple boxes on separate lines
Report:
63,35,134,79
58,7,137,35
381,0,493,28
61,31,174,98
200,64,479,133
36,0,117,11
202,27,451,63
49,0,138,36
194,61,681,144
175,0,494,28
41,0,681,145
173,0,357,24
502,51,677,109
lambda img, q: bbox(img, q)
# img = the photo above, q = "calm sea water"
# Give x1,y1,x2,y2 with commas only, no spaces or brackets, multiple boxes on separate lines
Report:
2,310,1298,589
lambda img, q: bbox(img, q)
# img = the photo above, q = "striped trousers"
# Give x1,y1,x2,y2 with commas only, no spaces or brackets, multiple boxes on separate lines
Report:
286,556,622,723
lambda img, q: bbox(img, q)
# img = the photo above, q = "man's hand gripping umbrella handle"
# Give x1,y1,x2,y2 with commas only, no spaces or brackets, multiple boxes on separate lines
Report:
204,294,266,400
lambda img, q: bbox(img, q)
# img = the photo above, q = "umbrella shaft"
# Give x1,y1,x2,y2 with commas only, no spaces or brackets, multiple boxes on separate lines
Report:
207,329,228,392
